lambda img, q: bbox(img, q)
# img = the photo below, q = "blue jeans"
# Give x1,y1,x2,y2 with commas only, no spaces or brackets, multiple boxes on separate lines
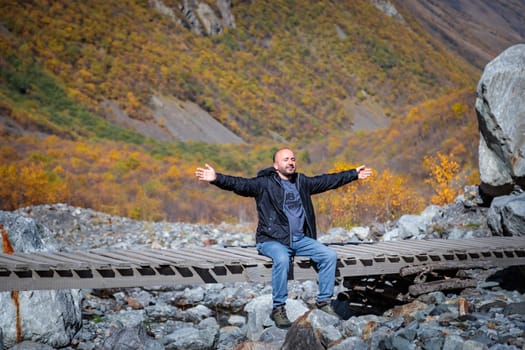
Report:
257,236,337,308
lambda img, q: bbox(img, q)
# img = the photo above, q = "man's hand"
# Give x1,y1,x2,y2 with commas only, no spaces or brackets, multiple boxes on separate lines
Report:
195,164,217,182
356,165,372,180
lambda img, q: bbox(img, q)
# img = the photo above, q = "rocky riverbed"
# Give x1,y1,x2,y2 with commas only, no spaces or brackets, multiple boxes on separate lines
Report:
1,187,525,350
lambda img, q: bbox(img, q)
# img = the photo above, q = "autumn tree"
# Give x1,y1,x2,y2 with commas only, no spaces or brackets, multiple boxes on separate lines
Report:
0,163,68,210
317,163,424,230
423,152,462,205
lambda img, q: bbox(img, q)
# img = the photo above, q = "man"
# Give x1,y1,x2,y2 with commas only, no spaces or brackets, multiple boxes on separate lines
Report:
195,148,372,328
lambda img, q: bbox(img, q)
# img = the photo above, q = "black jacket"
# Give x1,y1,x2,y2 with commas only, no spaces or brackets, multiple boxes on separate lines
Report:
211,167,359,246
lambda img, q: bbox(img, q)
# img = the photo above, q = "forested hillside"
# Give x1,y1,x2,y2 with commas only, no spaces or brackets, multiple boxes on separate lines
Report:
0,0,523,230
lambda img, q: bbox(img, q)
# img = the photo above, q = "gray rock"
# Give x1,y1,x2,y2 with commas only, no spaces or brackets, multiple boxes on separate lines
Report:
464,340,489,350
178,0,232,37
383,227,401,240
341,314,385,338
396,214,425,239
328,336,368,350
183,304,214,322
417,326,445,350
487,193,525,236
101,324,164,350
8,341,56,350
0,211,59,252
391,334,416,350
227,315,246,327
476,43,525,199
194,2,223,36
244,295,308,341
488,345,521,350
144,303,182,322
105,309,145,328
162,326,218,350
350,226,370,241
0,212,82,349
368,327,392,349
292,309,342,346
197,317,219,330
442,334,464,350
504,301,525,316
395,326,417,342
369,0,405,22
217,326,246,350
216,0,235,29
281,310,336,350
418,291,447,305
382,316,405,331
257,327,287,345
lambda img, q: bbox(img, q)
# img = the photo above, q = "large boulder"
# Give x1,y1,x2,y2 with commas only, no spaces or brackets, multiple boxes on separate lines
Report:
0,212,82,349
475,44,525,202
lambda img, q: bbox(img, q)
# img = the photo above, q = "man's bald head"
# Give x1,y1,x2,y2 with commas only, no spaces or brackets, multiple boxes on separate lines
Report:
273,148,296,179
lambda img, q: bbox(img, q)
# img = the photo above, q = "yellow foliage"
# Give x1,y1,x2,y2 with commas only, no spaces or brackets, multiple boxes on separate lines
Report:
317,164,424,228
0,0,477,142
451,102,468,118
423,152,462,205
0,163,68,210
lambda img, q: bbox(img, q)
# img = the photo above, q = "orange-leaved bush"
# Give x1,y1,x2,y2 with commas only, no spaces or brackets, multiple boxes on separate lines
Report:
316,162,424,230
423,152,462,206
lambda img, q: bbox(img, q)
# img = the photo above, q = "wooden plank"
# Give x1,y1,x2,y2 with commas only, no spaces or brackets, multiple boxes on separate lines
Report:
152,248,246,264
129,248,214,268
408,278,477,296
91,250,149,266
329,243,399,257
400,260,495,277
211,247,271,262
105,249,173,265
374,240,459,254
328,245,381,259
150,249,220,266
0,254,36,269
9,252,82,269
56,251,130,267
185,247,261,263
29,252,91,268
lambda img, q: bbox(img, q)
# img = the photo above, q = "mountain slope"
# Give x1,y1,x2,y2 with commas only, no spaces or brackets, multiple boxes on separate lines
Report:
0,0,478,142
396,0,525,69
0,0,524,226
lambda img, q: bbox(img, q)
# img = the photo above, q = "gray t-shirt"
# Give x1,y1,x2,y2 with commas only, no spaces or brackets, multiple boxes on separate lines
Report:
281,179,305,241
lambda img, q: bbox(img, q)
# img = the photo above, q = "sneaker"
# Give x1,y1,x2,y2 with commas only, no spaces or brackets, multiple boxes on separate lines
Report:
271,305,292,329
317,300,340,318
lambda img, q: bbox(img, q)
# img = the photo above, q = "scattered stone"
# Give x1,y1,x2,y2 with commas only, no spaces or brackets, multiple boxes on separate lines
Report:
1,182,525,350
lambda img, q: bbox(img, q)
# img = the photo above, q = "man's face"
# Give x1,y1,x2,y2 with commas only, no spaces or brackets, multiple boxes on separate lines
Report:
274,149,296,179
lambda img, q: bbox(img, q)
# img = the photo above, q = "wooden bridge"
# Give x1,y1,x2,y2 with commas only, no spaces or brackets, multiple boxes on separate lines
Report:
1,236,525,300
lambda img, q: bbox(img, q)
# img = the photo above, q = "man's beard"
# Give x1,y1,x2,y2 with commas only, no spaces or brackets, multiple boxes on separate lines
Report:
279,166,295,177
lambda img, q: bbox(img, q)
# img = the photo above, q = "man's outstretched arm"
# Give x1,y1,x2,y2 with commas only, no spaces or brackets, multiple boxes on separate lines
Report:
195,164,260,197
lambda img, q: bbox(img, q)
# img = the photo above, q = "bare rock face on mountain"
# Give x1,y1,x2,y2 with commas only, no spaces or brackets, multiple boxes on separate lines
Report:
180,0,235,36
398,0,525,69
150,0,235,36
475,44,525,203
